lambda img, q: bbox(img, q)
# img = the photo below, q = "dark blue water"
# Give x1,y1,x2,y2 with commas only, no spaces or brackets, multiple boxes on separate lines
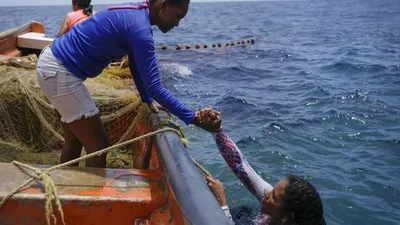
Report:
1,0,400,224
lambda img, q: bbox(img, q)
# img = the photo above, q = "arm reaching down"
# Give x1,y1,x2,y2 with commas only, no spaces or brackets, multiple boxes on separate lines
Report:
128,28,195,124
213,131,273,202
128,53,153,103
206,176,235,224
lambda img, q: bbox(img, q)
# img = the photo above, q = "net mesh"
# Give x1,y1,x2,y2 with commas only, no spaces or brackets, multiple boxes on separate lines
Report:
0,55,151,167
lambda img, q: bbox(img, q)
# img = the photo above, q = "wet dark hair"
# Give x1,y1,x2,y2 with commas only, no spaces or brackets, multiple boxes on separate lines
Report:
283,175,326,225
73,0,93,16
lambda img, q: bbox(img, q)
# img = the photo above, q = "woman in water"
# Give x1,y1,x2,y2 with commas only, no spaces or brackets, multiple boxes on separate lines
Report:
57,0,95,37
36,0,221,168
198,108,326,225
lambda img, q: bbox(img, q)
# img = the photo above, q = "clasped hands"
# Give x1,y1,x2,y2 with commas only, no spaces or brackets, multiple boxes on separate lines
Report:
147,102,222,133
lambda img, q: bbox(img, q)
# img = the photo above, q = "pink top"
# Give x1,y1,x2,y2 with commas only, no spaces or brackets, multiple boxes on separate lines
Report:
66,9,95,29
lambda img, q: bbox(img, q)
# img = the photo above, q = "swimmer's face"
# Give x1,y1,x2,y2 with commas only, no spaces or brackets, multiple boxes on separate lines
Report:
155,0,189,33
262,179,288,223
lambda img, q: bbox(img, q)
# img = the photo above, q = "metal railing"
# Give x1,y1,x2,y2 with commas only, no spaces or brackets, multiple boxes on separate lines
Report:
150,111,232,225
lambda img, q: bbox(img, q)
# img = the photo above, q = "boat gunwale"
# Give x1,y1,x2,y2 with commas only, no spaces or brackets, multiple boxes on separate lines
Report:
0,21,45,57
150,111,233,225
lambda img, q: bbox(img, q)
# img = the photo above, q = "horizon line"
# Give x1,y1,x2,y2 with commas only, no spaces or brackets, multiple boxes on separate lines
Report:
0,0,308,7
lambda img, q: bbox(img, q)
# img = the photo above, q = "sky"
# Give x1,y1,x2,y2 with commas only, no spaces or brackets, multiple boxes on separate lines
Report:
0,0,274,7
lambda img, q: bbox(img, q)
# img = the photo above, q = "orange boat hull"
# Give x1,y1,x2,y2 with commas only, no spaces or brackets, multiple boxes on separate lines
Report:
0,163,186,225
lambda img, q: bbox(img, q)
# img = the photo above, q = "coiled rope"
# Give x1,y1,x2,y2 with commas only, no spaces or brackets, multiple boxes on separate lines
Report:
0,121,211,225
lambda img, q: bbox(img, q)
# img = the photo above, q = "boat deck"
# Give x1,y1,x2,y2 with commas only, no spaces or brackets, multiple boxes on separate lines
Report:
0,163,169,225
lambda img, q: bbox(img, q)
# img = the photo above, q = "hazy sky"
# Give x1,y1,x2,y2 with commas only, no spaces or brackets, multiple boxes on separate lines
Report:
0,0,264,7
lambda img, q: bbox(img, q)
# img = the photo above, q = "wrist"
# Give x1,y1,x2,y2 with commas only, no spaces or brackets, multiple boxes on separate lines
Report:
190,113,201,126
221,204,232,219
221,199,227,206
218,196,227,206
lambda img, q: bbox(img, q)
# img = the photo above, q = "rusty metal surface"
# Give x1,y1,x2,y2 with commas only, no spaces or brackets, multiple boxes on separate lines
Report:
0,163,162,195
0,163,172,225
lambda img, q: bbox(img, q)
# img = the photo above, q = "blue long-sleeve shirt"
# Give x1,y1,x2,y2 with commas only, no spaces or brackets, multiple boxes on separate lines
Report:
51,2,195,124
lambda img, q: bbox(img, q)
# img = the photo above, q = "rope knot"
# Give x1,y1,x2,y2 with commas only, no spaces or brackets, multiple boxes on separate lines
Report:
35,170,48,180
152,119,189,147
0,125,212,225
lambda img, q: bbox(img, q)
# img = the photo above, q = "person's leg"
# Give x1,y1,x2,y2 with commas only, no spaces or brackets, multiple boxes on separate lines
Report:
56,111,83,166
66,114,109,168
36,46,108,168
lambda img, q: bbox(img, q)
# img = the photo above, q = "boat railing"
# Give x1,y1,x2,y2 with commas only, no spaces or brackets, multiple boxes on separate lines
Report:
150,111,233,225
0,21,46,57
0,21,41,40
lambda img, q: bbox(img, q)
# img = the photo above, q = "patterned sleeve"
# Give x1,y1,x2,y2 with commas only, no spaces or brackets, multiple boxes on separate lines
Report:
213,131,273,202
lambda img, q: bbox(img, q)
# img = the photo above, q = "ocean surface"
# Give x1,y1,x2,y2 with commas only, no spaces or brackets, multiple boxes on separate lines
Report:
1,0,399,224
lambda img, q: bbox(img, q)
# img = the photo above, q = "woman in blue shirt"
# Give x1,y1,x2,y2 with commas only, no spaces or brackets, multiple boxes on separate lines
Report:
36,0,221,168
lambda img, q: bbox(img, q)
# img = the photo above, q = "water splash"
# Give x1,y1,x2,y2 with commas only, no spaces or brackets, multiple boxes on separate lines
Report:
159,62,193,77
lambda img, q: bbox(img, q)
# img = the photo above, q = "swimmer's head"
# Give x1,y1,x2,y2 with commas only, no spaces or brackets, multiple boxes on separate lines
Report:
149,0,190,33
262,175,325,225
72,0,93,16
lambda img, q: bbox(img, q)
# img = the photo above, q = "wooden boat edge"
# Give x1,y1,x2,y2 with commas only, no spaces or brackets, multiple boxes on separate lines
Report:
0,21,45,58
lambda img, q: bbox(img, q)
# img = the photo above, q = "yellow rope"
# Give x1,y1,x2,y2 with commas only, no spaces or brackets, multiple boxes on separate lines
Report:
152,119,212,177
0,125,213,224
152,119,189,147
0,128,182,225
190,156,212,177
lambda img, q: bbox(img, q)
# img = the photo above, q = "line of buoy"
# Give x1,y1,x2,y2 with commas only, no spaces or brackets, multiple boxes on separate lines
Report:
157,36,262,50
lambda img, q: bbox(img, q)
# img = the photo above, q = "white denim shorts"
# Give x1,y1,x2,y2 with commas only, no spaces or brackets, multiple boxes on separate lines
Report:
36,46,99,123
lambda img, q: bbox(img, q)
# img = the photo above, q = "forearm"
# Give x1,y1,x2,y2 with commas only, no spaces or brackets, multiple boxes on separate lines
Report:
150,86,195,124
130,29,195,124
213,130,273,202
128,54,153,103
57,16,69,38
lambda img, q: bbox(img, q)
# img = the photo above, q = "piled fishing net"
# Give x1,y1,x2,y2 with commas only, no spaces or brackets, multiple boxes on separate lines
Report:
0,55,151,167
